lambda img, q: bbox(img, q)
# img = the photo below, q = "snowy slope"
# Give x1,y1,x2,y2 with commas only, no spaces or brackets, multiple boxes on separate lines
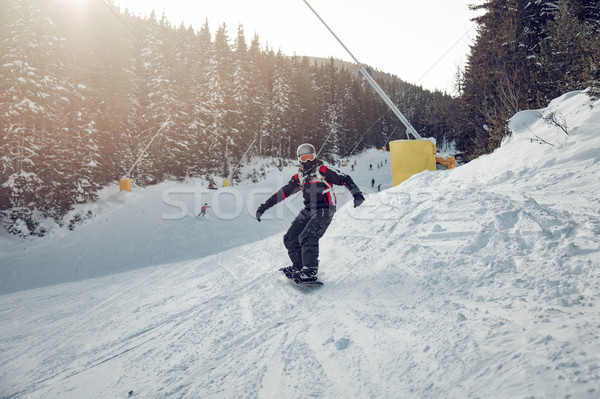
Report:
1,91,600,398
0,152,391,295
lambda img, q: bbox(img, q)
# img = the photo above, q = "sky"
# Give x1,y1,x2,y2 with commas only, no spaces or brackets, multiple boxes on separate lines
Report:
111,0,481,94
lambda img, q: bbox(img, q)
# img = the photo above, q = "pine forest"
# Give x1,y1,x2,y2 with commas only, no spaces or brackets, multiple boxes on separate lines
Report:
1,0,599,236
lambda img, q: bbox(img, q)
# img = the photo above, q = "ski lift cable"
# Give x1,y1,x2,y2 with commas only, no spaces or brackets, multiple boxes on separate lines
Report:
342,25,477,157
301,0,422,140
383,126,398,148
98,0,146,43
318,97,389,158
344,110,389,159
415,23,476,88
228,136,258,182
125,117,172,178
321,20,477,158
316,126,338,158
346,135,365,159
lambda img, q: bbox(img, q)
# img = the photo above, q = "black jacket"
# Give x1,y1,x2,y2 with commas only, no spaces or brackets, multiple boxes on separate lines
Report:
263,160,362,211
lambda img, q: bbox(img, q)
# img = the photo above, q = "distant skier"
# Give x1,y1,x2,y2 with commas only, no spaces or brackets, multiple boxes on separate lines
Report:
371,178,375,187
256,143,365,283
198,203,210,218
378,184,381,192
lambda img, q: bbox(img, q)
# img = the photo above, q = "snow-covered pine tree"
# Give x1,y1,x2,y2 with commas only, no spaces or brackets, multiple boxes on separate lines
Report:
288,55,317,153
539,0,590,100
0,0,71,235
337,72,366,156
229,24,252,167
308,58,337,154
0,0,464,235
262,52,296,159
203,24,235,177
458,0,530,157
245,34,269,159
187,19,212,178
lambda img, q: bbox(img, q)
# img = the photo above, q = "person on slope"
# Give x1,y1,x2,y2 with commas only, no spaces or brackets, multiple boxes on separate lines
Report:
198,203,210,218
255,143,365,283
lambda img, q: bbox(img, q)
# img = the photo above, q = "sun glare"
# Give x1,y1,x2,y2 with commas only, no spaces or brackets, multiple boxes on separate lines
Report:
63,0,89,12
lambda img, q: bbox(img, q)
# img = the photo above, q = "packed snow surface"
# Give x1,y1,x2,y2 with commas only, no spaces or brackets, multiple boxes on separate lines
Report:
1,91,600,398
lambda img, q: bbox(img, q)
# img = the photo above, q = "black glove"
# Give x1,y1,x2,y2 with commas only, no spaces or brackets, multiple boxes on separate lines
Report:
256,204,268,222
353,193,365,208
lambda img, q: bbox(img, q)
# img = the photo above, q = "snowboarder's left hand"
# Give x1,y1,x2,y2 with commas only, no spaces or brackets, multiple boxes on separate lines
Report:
256,204,267,222
353,193,365,208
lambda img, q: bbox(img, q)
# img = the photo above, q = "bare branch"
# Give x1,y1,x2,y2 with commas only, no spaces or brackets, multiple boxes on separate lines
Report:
522,123,556,146
541,111,569,135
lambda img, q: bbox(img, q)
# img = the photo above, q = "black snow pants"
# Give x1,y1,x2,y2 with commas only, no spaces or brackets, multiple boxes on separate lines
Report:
283,207,335,273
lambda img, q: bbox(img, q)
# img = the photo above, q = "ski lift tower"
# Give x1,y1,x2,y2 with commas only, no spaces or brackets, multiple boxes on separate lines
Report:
301,0,422,141
302,0,438,186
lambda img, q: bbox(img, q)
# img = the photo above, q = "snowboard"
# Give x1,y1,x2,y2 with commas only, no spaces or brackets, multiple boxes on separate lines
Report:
279,267,323,287
292,279,323,287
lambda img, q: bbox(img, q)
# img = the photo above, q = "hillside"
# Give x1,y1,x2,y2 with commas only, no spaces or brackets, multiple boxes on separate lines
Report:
0,150,391,295
1,0,457,237
1,91,599,398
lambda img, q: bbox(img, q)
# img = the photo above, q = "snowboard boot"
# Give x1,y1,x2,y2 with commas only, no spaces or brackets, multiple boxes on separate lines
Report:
292,267,318,283
280,265,301,279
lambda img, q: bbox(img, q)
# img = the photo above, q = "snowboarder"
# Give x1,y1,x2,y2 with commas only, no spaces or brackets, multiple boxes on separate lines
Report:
198,203,210,218
255,143,365,283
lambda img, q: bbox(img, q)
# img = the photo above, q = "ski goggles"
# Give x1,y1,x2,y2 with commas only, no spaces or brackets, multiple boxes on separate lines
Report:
298,153,315,162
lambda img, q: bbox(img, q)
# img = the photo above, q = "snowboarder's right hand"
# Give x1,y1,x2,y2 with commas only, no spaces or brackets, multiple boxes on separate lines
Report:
353,193,365,208
256,204,267,222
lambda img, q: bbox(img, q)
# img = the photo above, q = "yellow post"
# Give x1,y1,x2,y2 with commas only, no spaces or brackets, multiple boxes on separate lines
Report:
389,140,436,186
436,156,456,170
120,178,132,192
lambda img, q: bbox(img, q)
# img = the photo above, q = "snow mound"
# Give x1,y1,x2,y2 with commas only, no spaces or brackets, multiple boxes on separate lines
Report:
1,91,599,398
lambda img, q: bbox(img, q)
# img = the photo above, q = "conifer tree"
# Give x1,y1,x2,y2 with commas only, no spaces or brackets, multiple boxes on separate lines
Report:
289,55,319,153
187,20,212,177
261,52,296,158
245,34,269,158
0,0,68,234
0,0,464,235
229,24,252,165
539,0,589,100
205,24,234,176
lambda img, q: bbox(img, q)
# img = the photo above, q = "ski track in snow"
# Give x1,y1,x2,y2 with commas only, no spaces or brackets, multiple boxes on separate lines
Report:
1,91,600,398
